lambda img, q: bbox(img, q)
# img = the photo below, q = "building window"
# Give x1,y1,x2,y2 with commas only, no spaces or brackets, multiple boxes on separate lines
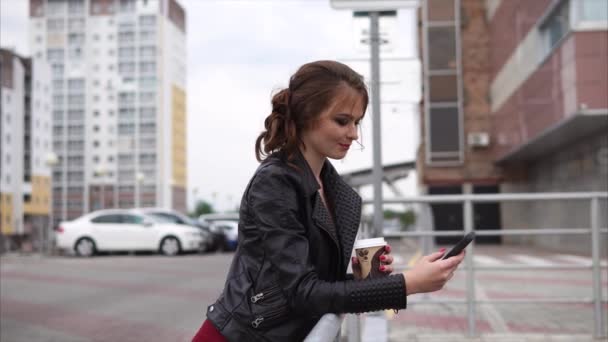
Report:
68,78,85,91
540,1,570,51
423,0,462,165
47,48,64,62
68,18,85,31
140,15,156,26
580,0,608,21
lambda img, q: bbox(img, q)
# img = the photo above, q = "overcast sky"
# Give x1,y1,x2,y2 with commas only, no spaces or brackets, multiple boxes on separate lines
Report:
1,0,421,213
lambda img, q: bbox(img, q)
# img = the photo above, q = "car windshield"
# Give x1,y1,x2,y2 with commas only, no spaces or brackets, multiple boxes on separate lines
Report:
144,214,174,223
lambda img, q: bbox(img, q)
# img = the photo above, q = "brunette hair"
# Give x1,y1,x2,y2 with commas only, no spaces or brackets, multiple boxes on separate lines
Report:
255,60,369,162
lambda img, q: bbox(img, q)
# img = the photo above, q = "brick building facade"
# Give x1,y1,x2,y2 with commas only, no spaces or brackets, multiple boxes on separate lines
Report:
418,0,607,253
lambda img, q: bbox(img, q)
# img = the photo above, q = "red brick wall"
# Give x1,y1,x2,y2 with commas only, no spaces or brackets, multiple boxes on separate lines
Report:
489,0,552,82
492,31,608,161
420,0,503,185
576,31,608,109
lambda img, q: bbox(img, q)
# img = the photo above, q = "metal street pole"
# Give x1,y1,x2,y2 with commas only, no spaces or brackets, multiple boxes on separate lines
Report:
370,11,384,237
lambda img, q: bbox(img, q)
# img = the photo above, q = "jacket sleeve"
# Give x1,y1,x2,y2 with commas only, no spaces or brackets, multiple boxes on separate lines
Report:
248,165,407,315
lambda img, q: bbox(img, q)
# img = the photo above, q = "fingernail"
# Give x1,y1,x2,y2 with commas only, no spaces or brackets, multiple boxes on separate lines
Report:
385,245,391,253
439,248,446,253
352,257,357,264
380,255,386,261
379,265,385,271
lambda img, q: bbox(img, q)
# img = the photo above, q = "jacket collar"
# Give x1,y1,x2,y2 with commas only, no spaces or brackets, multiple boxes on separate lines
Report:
286,149,362,272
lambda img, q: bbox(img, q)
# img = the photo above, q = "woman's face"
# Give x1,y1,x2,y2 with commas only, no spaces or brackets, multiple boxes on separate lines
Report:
300,87,365,161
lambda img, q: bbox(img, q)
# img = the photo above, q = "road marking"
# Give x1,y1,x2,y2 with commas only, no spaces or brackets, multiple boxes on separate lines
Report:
554,254,607,267
476,283,510,333
407,251,421,267
554,254,592,265
386,250,422,320
511,254,555,266
474,255,503,265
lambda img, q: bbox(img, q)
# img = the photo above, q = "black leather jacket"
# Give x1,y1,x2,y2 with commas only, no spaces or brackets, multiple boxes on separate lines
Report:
206,151,407,341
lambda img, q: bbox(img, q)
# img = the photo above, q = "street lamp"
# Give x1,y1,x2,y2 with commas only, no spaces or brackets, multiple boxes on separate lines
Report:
136,172,145,208
45,152,59,254
94,167,107,210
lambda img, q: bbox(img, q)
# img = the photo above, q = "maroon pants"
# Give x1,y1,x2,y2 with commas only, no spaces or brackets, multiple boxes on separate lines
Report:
192,320,228,342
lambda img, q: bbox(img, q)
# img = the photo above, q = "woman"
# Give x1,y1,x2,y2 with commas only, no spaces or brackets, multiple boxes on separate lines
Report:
193,60,465,341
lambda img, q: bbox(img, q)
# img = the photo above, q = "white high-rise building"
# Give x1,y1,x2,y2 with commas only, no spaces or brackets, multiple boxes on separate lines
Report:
29,0,188,224
0,48,53,248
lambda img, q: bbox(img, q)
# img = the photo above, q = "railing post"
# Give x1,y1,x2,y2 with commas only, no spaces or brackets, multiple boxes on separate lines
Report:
590,196,606,339
464,198,476,337
346,314,361,342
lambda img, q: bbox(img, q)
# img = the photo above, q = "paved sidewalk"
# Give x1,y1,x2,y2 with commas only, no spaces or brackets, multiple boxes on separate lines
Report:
381,239,608,342
387,333,598,341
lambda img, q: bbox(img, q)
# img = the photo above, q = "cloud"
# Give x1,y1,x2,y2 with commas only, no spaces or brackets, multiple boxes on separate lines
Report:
0,0,422,212
0,0,29,55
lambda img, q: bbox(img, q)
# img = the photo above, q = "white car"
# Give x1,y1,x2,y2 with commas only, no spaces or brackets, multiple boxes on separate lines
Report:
55,209,205,257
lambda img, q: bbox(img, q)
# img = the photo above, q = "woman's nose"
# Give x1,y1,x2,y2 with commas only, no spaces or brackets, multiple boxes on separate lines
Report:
348,124,358,141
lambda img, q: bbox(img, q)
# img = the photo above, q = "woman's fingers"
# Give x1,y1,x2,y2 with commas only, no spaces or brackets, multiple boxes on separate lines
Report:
427,249,446,262
380,264,393,273
379,254,393,265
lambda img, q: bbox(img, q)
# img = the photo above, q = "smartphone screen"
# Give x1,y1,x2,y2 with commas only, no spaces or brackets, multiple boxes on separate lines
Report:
441,232,475,260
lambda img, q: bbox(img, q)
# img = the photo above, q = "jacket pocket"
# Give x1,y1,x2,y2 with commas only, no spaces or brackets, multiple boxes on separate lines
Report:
249,283,290,330
250,305,290,330
250,283,283,305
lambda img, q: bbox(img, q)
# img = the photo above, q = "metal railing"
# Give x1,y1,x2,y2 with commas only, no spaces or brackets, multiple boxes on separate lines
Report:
304,192,608,341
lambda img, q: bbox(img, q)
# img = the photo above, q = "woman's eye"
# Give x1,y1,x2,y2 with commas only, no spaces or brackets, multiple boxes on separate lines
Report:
335,118,349,126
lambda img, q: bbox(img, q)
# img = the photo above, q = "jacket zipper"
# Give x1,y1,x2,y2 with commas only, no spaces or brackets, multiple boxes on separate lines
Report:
250,285,282,304
251,306,288,329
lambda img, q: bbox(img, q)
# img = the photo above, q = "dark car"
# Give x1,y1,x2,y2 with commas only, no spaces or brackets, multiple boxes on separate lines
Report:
138,208,216,252
198,213,239,252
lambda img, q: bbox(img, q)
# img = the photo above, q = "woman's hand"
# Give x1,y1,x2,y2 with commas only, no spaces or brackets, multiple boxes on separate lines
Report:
402,249,465,295
351,244,394,279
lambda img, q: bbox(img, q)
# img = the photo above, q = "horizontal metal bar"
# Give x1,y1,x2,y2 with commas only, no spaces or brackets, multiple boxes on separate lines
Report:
473,265,606,270
361,192,608,205
385,228,598,237
303,314,342,342
407,298,608,305
399,264,605,271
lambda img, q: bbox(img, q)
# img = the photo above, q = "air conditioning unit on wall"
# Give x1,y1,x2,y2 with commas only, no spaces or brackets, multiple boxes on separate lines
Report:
468,132,490,148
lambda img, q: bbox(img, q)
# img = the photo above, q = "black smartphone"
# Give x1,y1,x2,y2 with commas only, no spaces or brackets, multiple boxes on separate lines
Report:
441,232,475,260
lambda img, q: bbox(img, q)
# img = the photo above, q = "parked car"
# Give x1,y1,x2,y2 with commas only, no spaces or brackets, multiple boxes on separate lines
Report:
209,220,239,251
137,208,216,252
55,209,205,257
199,213,239,251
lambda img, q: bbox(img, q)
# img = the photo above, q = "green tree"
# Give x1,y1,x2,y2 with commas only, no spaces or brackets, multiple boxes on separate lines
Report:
383,209,417,231
190,200,215,218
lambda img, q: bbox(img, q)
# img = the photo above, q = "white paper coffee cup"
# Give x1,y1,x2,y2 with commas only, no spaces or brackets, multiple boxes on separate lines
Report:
353,237,387,279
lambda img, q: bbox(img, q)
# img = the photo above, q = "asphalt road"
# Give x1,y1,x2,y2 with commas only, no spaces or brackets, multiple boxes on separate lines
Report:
1,243,606,342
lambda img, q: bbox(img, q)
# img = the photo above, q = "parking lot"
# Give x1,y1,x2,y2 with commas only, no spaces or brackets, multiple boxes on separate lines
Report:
1,243,606,342
1,252,229,342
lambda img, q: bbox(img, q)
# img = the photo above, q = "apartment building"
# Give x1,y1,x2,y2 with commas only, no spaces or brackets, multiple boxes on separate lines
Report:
0,48,53,249
418,0,607,253
29,0,188,226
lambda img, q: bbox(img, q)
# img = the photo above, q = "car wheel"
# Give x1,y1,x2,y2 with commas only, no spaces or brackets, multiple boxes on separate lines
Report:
74,238,96,257
160,236,181,256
